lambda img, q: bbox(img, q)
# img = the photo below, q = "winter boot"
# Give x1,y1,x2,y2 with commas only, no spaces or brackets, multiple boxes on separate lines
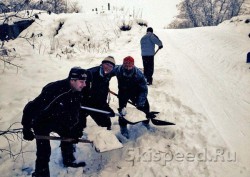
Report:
32,170,50,177
142,122,150,129
32,159,50,177
61,142,86,168
120,126,129,139
142,122,151,130
32,164,50,177
64,161,86,168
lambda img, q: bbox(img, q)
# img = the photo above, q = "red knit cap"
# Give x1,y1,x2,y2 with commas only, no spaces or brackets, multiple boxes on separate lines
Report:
123,56,134,67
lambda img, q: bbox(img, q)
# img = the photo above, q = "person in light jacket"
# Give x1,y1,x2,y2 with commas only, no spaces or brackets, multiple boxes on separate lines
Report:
140,27,163,85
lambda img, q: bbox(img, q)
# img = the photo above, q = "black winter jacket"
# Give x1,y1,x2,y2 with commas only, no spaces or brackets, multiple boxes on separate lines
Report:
84,66,114,109
21,79,86,134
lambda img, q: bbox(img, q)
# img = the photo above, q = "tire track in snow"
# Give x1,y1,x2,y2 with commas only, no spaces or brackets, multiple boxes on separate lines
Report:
161,29,250,175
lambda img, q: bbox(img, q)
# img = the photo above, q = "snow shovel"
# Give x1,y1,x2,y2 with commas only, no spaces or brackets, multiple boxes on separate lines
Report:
108,90,175,126
34,135,122,153
80,106,145,125
35,135,93,143
154,48,160,56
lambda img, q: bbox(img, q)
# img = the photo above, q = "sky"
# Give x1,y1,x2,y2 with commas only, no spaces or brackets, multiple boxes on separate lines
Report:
0,1,250,177
78,0,181,28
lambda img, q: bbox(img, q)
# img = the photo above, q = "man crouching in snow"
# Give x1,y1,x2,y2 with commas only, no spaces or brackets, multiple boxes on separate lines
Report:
21,67,88,177
114,56,156,139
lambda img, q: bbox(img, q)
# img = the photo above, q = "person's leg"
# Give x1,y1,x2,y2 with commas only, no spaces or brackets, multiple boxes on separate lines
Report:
60,141,85,167
56,126,86,168
142,56,150,82
33,129,51,177
118,91,129,138
60,142,75,165
142,56,154,84
119,116,129,138
147,56,154,84
131,96,151,128
141,99,151,128
89,112,112,130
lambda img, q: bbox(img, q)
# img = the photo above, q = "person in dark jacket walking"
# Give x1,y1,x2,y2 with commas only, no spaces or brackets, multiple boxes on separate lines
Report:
140,27,163,85
22,67,88,177
114,56,154,138
83,56,116,130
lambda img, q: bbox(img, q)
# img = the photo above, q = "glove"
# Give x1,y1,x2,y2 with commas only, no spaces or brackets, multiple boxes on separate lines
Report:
23,127,34,141
108,108,115,117
118,107,127,117
159,45,163,49
146,112,157,119
71,137,79,144
105,106,115,117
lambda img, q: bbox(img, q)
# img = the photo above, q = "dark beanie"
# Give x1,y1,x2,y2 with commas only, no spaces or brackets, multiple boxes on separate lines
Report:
68,67,87,80
102,56,115,67
147,27,153,33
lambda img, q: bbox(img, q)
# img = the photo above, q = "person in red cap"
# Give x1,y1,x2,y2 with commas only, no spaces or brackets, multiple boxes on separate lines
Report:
114,56,155,138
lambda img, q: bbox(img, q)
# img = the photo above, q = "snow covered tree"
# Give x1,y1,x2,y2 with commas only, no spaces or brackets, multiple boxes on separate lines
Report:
168,0,245,28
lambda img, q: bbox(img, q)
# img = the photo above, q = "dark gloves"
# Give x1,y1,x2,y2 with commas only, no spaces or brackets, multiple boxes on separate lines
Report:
146,112,157,119
23,127,34,141
104,105,115,117
159,45,163,49
108,108,115,117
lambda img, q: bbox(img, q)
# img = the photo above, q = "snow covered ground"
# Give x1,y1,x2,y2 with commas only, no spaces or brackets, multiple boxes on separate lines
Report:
0,3,250,177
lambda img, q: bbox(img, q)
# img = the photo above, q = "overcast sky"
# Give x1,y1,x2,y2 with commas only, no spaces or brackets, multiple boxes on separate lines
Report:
77,0,181,28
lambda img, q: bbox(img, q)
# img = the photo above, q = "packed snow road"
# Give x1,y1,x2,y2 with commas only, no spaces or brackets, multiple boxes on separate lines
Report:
154,26,250,171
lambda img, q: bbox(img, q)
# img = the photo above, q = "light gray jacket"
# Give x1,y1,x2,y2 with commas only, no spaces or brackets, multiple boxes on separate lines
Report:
140,32,163,56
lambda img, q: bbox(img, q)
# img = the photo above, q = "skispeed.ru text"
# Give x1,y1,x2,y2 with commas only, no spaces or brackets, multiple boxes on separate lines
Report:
125,147,236,166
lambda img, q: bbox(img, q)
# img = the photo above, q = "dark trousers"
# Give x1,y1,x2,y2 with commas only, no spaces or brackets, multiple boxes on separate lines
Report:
247,52,250,63
33,123,76,176
118,92,150,127
88,111,112,129
142,56,154,83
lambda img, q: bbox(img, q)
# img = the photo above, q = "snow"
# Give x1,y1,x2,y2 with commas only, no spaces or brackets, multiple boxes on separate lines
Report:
1,1,250,177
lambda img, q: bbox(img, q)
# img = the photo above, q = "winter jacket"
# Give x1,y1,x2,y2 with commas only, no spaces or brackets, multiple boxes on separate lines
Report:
114,65,148,107
83,66,115,109
140,32,163,56
21,79,86,135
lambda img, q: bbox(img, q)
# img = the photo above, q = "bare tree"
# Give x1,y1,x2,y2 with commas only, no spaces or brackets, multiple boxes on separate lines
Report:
168,0,245,28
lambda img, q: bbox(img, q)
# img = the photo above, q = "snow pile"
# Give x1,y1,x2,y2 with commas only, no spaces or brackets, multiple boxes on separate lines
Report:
0,6,250,177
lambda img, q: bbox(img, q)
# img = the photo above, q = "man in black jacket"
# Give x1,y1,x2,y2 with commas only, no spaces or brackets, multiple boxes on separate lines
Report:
22,67,88,177
83,56,116,130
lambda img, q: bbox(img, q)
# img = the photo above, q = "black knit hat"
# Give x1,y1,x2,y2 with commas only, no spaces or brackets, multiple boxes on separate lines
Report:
147,27,153,32
68,67,87,80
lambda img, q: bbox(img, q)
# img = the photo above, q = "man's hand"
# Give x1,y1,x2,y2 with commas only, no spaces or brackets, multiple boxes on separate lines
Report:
118,107,127,117
23,127,34,141
108,109,115,117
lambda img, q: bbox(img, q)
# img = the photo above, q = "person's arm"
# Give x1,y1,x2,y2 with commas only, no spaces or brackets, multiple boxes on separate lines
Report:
151,34,163,49
135,69,148,108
